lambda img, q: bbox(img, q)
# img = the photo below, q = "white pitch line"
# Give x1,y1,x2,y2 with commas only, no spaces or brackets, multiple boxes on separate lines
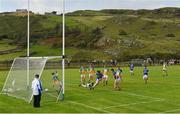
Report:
89,88,165,101
66,101,111,113
161,108,180,113
46,93,58,98
46,91,111,112
102,99,164,109
121,91,165,101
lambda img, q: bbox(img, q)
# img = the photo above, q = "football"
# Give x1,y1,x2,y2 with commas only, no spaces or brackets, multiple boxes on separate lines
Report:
45,88,48,92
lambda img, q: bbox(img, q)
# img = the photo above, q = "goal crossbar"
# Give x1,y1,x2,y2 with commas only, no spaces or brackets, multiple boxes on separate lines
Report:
15,56,63,59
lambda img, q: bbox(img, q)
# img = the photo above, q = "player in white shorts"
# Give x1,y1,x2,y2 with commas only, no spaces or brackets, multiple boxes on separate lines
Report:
130,63,134,76
116,67,123,80
111,69,122,90
162,62,168,77
80,82,94,90
103,68,109,86
143,66,149,84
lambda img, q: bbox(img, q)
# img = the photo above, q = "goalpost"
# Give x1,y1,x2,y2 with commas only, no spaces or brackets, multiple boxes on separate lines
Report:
1,0,65,102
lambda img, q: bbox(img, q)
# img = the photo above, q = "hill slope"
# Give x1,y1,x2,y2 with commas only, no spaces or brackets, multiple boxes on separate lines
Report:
0,7,180,61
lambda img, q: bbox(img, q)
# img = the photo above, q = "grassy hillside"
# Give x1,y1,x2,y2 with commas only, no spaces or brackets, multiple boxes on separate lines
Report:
0,7,180,61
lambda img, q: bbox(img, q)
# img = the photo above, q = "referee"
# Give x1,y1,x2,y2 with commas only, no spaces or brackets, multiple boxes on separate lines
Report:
31,74,43,108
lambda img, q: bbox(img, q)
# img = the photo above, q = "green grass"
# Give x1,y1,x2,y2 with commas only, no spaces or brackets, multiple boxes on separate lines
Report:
0,51,26,61
1,65,180,113
40,15,61,29
71,16,113,28
0,44,16,51
31,45,80,57
30,45,111,61
0,10,180,61
0,41,17,51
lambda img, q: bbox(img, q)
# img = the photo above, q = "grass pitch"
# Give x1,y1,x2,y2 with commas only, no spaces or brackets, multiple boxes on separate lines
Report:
0,65,180,113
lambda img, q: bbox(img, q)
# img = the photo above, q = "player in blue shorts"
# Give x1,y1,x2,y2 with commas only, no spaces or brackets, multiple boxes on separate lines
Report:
130,63,134,76
102,67,109,86
92,70,104,88
111,69,122,90
143,66,149,84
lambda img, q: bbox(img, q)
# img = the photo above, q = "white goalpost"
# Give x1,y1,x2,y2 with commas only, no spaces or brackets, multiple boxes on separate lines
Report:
61,0,65,101
1,0,65,102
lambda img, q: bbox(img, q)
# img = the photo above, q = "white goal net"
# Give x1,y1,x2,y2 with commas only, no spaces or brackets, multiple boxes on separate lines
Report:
1,57,63,102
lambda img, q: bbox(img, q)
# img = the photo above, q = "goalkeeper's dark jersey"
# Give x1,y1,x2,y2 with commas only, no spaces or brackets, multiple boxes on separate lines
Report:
96,72,103,79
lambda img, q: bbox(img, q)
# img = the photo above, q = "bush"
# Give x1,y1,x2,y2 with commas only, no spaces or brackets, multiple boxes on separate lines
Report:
91,27,103,38
165,33,175,37
119,30,127,35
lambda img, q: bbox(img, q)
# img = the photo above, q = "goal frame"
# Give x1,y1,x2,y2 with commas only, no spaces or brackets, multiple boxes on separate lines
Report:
1,0,65,103
1,56,63,103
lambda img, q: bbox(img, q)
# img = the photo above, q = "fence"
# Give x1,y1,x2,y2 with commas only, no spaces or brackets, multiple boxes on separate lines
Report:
0,60,129,70
0,60,179,70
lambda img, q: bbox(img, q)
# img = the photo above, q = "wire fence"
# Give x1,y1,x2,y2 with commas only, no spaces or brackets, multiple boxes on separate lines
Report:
0,60,129,70
0,59,179,70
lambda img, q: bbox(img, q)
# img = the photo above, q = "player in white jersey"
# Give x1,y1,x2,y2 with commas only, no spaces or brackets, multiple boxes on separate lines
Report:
111,69,122,90
103,68,109,86
80,82,94,90
162,62,168,77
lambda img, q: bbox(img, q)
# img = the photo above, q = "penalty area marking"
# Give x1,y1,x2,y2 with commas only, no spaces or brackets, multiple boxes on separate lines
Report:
46,87,164,112
96,88,165,101
102,99,164,109
66,101,111,113
46,92,110,113
121,91,165,101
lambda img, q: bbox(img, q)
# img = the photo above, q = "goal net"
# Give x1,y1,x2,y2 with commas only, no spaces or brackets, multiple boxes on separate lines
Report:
1,57,63,102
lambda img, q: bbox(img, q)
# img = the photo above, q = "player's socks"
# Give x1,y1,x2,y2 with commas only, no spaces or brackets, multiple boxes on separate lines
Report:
103,80,105,86
145,80,147,84
78,83,81,87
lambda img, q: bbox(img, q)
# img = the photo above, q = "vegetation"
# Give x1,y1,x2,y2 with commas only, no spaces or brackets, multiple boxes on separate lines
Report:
0,7,180,61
